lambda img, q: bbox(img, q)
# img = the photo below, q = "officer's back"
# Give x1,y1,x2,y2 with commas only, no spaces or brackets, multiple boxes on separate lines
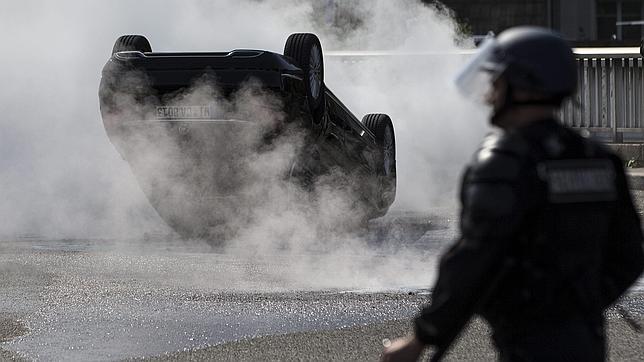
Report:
473,117,640,360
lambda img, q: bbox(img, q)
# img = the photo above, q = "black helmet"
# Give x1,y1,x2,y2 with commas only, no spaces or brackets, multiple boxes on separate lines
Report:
486,26,577,100
456,26,577,104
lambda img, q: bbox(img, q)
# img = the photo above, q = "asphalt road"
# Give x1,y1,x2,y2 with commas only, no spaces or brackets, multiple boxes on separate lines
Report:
0,202,642,361
0,209,447,361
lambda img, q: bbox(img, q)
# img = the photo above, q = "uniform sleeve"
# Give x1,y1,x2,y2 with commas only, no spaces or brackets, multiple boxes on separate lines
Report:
600,158,644,307
415,150,529,346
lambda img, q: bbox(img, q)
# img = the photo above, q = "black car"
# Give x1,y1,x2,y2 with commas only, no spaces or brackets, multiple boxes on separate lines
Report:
99,33,396,238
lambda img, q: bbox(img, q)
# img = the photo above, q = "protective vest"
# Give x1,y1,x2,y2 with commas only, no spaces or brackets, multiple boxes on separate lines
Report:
465,119,627,332
415,118,644,348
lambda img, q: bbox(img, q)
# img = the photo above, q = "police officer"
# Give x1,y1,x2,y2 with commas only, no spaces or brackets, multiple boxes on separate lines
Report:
381,26,644,361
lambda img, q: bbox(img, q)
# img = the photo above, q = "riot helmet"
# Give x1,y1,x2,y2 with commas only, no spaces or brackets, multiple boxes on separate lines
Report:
456,26,577,106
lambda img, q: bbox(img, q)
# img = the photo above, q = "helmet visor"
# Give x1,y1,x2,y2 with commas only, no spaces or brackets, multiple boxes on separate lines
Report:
454,37,504,103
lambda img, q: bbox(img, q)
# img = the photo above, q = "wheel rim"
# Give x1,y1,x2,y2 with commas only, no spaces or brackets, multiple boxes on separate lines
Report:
309,45,322,100
383,125,395,177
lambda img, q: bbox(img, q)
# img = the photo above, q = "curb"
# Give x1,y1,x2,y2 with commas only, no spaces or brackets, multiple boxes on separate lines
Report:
626,170,644,190
606,145,644,190
627,169,644,190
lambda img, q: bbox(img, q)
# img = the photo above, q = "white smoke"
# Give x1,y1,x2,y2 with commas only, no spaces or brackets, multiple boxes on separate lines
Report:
0,0,489,289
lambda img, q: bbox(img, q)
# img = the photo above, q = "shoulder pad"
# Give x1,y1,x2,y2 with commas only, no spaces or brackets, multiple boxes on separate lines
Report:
469,132,528,182
481,131,530,154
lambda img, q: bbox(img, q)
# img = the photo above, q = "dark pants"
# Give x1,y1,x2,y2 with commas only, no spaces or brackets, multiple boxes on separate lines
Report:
493,321,605,362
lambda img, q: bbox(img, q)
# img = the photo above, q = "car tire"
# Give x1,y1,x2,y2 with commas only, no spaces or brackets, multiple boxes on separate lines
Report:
284,33,325,112
112,35,152,55
363,113,397,209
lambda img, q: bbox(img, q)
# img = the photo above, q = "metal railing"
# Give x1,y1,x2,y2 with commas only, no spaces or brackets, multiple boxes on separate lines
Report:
563,48,643,142
327,48,644,143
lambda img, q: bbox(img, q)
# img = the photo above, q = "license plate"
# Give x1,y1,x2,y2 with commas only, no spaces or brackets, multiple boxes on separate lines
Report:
155,105,213,120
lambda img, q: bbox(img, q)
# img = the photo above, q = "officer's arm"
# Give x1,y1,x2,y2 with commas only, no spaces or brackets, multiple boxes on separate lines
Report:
415,151,527,346
601,158,644,308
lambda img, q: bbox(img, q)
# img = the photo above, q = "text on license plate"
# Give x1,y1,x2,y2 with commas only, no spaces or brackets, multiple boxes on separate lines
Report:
156,106,213,119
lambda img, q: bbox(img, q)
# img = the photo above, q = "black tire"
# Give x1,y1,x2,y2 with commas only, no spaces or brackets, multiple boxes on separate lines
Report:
363,113,397,209
112,35,152,55
284,33,324,111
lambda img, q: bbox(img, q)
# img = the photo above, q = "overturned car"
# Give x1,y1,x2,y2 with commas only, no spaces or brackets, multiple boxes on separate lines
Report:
99,33,396,238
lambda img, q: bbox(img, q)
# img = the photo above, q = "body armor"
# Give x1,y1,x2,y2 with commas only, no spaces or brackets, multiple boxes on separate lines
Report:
416,119,644,361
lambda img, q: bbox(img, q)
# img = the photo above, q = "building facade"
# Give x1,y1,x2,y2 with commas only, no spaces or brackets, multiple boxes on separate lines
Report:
434,0,644,45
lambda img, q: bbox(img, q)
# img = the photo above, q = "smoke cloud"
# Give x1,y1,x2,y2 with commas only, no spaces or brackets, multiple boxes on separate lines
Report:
0,0,489,290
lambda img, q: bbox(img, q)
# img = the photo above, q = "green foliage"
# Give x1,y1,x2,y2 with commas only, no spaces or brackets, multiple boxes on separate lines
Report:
626,158,639,168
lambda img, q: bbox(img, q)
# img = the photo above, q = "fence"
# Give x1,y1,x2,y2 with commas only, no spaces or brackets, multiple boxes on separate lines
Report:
564,48,643,142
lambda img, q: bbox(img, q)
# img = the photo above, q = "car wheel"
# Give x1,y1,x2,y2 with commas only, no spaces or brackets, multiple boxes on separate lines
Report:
363,113,397,208
112,35,152,55
284,33,325,112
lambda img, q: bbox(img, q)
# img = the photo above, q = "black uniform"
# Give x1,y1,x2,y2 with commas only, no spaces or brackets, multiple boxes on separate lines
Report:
415,118,644,361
